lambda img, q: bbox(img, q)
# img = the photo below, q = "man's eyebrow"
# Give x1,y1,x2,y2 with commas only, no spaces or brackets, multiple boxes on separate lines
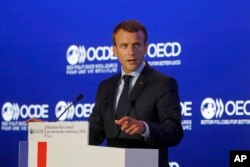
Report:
133,42,142,45
119,42,128,46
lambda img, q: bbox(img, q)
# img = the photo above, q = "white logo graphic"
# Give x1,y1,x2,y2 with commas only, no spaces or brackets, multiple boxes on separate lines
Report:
66,45,80,65
55,101,94,121
201,98,218,119
2,102,16,121
1,102,49,121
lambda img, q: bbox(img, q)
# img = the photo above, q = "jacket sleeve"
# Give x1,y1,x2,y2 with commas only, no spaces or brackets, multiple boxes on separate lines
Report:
147,77,183,147
88,81,106,145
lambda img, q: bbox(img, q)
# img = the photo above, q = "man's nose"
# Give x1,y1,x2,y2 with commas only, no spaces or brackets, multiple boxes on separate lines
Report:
127,46,135,55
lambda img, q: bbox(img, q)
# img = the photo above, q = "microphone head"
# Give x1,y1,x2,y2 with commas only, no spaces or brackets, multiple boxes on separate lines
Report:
75,94,84,101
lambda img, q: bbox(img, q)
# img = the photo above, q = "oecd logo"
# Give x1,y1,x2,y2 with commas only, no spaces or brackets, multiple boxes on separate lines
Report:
55,101,74,121
30,128,34,134
200,98,221,119
147,42,181,58
201,97,250,119
29,128,43,134
55,101,94,121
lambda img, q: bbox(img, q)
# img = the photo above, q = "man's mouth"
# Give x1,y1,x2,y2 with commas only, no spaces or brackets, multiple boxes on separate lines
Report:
127,59,137,63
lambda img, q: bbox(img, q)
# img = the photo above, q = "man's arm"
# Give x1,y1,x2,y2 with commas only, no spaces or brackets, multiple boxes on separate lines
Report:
147,77,183,147
88,82,106,145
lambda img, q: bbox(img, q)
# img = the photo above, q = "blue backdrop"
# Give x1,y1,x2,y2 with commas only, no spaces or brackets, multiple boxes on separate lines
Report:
1,0,250,167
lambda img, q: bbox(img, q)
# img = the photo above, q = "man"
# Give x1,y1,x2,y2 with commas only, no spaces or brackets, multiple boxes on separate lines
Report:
88,19,183,167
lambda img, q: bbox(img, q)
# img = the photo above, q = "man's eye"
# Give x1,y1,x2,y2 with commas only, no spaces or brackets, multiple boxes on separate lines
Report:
134,44,141,48
121,45,127,49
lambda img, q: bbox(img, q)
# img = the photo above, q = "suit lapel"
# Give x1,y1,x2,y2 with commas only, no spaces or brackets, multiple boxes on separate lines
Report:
129,63,153,101
107,64,153,112
107,73,121,119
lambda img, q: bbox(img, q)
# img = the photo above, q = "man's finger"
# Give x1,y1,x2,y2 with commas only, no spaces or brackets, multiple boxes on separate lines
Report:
125,124,137,134
120,121,130,131
129,127,140,135
115,116,131,125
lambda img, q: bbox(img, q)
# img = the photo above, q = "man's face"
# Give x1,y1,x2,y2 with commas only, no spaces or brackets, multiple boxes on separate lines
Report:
113,29,147,74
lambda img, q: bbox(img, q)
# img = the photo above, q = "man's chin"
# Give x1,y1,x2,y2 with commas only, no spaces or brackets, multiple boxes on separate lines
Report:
126,65,139,73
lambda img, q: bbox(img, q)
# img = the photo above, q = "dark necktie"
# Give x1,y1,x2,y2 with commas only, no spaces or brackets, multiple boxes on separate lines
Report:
116,75,132,119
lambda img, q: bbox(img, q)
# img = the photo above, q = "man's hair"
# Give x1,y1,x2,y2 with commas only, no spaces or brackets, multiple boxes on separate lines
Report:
112,19,148,45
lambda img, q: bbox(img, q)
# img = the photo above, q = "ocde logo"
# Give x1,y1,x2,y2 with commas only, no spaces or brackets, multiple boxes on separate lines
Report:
1,102,49,121
201,97,250,119
30,128,43,134
55,101,95,121
147,42,181,58
66,45,117,65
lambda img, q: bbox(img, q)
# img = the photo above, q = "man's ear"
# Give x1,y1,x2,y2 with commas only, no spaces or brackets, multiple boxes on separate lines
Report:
113,45,118,57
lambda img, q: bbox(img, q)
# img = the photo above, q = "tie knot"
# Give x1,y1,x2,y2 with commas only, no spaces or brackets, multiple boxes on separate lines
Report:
123,75,132,84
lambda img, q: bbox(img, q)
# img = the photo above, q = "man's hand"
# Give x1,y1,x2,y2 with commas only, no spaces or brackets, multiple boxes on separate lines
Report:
25,118,44,124
115,116,145,135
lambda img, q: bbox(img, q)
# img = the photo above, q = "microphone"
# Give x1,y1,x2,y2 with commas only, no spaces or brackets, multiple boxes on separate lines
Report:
75,94,84,101
56,94,84,121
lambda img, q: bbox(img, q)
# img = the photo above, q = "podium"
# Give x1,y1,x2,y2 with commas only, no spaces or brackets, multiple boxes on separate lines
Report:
19,122,158,167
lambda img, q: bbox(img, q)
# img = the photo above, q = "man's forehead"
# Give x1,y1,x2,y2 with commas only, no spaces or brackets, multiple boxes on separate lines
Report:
115,30,145,43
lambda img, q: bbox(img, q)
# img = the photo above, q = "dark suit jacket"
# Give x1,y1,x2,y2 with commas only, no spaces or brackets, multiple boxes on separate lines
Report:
89,63,183,167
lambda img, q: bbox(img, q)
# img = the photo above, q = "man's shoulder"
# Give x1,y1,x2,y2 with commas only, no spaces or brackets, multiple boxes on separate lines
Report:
98,73,120,88
142,63,173,80
150,67,176,82
147,68,179,94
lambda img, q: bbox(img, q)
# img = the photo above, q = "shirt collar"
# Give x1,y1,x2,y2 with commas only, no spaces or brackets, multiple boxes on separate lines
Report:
121,61,146,79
